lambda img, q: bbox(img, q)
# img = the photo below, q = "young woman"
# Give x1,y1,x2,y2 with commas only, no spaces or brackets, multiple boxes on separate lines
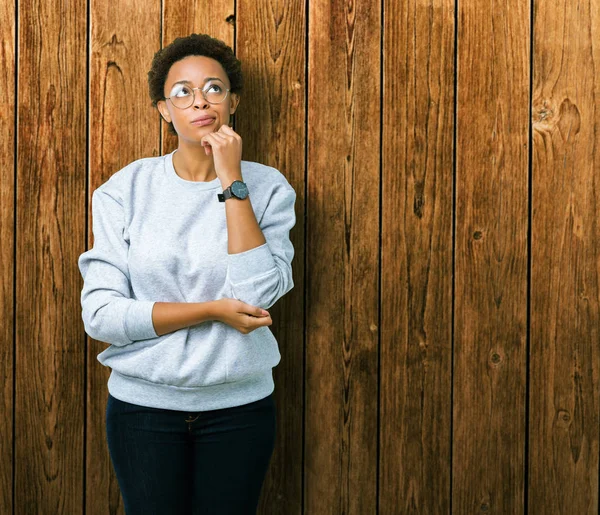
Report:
78,33,296,514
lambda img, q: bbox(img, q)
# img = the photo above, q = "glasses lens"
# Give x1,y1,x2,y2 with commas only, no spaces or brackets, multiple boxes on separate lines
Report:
168,80,228,108
203,80,227,104
169,84,194,109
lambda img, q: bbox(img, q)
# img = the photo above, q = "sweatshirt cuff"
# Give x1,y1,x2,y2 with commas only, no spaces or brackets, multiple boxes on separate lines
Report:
228,243,277,283
124,301,158,340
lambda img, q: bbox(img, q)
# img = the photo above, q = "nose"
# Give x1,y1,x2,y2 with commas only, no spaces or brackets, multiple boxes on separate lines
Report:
193,89,210,109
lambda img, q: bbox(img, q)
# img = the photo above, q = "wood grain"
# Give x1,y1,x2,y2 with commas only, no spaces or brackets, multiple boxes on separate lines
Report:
235,1,306,512
0,0,15,513
87,1,161,512
16,0,86,511
453,0,530,512
161,3,307,511
380,0,455,512
3,0,600,511
529,0,600,513
305,0,380,513
161,0,234,154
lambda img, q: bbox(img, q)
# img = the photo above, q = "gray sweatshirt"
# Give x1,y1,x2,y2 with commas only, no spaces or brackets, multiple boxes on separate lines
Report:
78,150,296,411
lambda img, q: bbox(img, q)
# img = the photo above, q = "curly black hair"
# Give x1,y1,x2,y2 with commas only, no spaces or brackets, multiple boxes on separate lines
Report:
147,33,243,135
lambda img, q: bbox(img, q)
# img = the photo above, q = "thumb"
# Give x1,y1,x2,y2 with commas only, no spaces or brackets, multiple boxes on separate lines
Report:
237,300,269,316
250,305,269,317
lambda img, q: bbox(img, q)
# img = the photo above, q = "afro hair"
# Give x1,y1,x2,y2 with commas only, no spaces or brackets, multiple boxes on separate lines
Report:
147,33,243,135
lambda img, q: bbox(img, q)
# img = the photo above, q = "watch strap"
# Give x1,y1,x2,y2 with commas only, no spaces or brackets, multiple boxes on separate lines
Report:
217,187,233,202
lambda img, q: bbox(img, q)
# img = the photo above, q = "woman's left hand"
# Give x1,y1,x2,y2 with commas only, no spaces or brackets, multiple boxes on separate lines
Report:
200,124,243,180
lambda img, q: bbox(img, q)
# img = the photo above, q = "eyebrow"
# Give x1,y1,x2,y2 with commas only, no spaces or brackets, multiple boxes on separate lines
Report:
171,77,225,86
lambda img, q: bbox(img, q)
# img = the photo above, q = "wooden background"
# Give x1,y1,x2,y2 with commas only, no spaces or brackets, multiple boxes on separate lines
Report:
1,0,599,513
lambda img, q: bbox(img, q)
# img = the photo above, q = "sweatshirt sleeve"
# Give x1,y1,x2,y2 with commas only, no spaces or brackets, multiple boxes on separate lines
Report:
226,182,296,309
78,186,158,346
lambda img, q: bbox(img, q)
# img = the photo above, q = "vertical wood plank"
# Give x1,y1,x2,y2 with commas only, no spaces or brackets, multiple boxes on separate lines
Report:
235,1,306,512
0,0,15,512
161,0,233,155
16,0,86,510
305,0,380,512
453,0,530,512
380,0,455,512
529,0,600,512
161,4,307,511
87,1,161,512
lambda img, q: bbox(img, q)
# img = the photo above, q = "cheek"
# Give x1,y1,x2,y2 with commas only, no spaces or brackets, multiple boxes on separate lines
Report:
170,112,187,131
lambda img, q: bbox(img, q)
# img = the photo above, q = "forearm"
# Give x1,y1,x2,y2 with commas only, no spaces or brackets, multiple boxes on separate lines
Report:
151,301,217,337
221,170,266,254
225,197,266,253
219,169,296,310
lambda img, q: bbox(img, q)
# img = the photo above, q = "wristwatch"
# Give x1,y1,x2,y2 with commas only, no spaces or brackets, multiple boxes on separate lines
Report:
218,180,249,202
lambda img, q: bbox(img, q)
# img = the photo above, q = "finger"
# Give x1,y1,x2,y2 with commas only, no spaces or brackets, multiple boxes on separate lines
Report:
220,125,239,139
216,124,235,137
210,132,228,141
257,315,273,326
240,304,269,317
221,125,240,138
203,133,225,145
243,311,270,319
201,141,212,155
249,315,272,328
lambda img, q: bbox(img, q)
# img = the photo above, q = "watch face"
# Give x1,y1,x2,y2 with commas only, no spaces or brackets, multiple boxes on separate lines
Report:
231,180,249,199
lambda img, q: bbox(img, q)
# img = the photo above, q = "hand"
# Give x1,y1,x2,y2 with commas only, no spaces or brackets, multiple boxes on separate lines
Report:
212,298,272,334
200,124,243,182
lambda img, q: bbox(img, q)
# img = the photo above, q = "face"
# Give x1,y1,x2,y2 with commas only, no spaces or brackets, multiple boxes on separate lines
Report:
157,55,240,142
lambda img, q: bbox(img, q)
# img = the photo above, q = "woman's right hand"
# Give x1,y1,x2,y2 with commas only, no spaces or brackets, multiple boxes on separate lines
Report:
212,298,272,334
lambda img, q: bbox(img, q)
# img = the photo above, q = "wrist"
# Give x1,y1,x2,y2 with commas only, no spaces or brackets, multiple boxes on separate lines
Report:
204,300,222,323
218,169,243,187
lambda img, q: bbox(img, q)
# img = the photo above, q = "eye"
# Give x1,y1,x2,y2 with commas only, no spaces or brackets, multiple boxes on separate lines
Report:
204,82,223,93
170,84,192,97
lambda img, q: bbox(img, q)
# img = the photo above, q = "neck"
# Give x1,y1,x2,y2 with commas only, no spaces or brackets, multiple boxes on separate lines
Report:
172,140,217,182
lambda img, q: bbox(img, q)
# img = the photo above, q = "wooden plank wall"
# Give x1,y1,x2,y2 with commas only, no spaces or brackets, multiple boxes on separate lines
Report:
529,0,599,512
2,0,598,513
15,0,87,513
0,0,15,513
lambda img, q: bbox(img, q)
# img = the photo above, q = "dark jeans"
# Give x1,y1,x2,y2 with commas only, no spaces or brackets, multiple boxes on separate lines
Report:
105,392,277,515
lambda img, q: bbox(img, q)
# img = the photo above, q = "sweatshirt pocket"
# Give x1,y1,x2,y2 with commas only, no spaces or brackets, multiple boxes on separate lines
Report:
97,325,229,387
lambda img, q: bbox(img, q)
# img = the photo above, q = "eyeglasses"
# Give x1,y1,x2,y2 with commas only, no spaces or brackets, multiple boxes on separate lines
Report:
165,79,230,109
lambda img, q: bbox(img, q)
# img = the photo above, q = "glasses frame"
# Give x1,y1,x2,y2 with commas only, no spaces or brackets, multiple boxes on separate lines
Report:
165,79,230,109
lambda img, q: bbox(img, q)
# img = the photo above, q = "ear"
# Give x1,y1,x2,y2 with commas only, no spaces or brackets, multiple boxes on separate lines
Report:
229,93,240,115
157,99,171,123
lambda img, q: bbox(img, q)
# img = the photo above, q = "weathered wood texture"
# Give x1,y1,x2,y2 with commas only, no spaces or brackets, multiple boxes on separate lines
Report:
162,0,307,511
453,0,530,512
87,1,161,513
0,0,15,514
161,0,233,155
15,0,87,512
380,0,454,512
234,1,306,513
3,0,599,513
529,0,600,513
305,0,380,514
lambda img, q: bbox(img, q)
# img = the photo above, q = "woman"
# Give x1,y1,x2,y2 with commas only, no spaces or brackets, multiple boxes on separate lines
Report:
77,33,296,514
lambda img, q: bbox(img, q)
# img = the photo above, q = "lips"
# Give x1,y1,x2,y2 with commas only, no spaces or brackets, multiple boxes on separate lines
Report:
191,116,216,126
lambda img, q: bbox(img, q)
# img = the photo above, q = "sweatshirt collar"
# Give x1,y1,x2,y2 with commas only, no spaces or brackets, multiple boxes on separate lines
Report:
165,150,222,190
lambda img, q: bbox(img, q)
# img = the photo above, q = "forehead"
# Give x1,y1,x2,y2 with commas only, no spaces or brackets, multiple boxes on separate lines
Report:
165,55,229,88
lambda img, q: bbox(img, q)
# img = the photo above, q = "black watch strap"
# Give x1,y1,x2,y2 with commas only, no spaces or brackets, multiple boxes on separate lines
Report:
217,188,232,202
